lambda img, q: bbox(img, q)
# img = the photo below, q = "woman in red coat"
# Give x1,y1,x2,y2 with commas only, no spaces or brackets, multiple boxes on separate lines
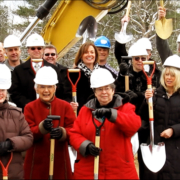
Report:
24,66,76,179
69,68,141,179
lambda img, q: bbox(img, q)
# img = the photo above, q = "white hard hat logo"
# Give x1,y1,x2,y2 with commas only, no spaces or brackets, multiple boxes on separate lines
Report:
100,40,107,44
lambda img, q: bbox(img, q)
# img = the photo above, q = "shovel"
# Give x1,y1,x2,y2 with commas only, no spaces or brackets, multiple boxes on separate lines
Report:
0,152,13,180
48,115,61,180
155,0,173,40
76,16,98,44
140,61,166,173
115,1,133,44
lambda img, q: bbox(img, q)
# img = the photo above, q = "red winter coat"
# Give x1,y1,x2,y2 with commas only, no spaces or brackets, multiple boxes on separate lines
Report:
24,97,76,179
69,94,141,179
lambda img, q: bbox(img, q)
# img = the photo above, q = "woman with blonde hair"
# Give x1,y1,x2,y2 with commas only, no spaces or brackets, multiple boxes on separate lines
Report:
143,55,180,179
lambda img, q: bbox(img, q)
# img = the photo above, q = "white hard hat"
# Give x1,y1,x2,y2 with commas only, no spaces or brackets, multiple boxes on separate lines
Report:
128,43,148,57
136,38,152,50
26,33,45,47
163,55,180,69
0,64,11,89
4,35,21,48
34,66,58,85
177,34,180,43
90,68,115,88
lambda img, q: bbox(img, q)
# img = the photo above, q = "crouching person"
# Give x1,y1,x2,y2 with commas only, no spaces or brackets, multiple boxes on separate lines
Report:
69,68,141,179
24,66,76,179
0,64,33,180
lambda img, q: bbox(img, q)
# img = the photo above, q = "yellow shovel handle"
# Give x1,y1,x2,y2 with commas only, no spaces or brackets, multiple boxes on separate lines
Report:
49,139,55,180
94,136,100,179
160,0,164,7
125,75,129,91
125,0,131,17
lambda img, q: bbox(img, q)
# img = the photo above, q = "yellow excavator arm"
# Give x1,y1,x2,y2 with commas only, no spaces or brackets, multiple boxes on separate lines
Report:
41,0,128,59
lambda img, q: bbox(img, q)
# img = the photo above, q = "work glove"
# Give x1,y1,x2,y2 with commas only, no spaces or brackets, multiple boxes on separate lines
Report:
0,140,13,156
50,127,62,139
93,108,112,119
86,143,101,157
119,63,129,76
43,118,53,132
125,90,138,100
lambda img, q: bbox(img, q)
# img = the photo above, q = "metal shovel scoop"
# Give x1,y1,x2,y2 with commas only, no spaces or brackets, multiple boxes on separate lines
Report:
115,1,133,44
140,61,166,173
155,0,173,40
76,16,98,44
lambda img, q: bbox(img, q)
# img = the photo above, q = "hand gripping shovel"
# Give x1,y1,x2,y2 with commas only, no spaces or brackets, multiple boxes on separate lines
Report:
115,1,133,44
140,61,166,173
76,16,98,44
155,0,173,40
48,115,61,180
92,112,105,180
0,152,13,180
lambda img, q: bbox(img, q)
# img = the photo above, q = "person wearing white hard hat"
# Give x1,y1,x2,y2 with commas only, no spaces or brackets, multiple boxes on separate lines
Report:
69,68,141,179
141,55,180,179
8,33,61,111
115,42,161,179
23,66,75,180
0,42,5,63
0,64,33,179
3,35,22,71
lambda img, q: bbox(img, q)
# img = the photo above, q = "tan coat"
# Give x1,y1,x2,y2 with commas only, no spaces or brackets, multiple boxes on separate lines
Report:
0,101,33,180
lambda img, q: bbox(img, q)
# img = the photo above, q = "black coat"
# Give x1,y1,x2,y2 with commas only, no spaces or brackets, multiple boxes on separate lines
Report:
8,59,61,111
140,85,180,179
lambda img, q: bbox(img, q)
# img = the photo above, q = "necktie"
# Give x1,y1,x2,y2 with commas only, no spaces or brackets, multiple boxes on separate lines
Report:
34,63,40,72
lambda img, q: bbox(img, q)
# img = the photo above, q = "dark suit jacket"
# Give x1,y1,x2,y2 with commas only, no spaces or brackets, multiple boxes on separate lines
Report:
8,59,60,111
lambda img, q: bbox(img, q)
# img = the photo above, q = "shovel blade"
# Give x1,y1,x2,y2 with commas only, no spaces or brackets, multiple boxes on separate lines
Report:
140,142,166,173
155,18,173,40
115,32,133,44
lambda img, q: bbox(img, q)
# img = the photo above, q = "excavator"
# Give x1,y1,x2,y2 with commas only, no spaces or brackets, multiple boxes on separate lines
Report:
20,0,128,60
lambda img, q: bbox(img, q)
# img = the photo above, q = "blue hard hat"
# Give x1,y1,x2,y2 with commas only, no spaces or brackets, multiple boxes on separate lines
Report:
94,36,111,48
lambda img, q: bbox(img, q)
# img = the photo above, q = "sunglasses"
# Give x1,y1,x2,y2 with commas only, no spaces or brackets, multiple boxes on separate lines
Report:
134,57,146,61
44,53,56,56
30,47,42,51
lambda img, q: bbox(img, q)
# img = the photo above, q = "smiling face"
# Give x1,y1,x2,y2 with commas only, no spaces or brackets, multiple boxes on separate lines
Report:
5,47,21,62
96,47,109,65
164,69,176,89
0,89,7,103
81,45,96,67
36,85,56,102
0,44,5,62
95,85,114,106
132,56,147,72
43,48,57,65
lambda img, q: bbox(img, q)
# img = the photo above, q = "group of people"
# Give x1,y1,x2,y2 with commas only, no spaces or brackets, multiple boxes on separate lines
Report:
0,6,180,180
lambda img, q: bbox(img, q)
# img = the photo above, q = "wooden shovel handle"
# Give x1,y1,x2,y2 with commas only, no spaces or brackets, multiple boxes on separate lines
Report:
160,0,164,7
147,85,154,122
125,1,132,17
94,136,100,180
125,75,129,91
49,139,55,180
143,61,154,65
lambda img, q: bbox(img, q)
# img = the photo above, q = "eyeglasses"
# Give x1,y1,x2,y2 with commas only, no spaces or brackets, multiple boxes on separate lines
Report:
44,53,56,56
96,86,112,93
30,47,42,51
134,57,146,61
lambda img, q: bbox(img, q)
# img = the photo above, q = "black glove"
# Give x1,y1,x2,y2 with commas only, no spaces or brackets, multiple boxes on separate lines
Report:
125,90,138,100
43,118,53,131
119,63,129,76
0,140,13,156
86,143,101,157
50,127,62,139
94,108,111,119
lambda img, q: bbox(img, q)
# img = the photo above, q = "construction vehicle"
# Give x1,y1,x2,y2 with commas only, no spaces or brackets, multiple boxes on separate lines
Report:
20,0,128,59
